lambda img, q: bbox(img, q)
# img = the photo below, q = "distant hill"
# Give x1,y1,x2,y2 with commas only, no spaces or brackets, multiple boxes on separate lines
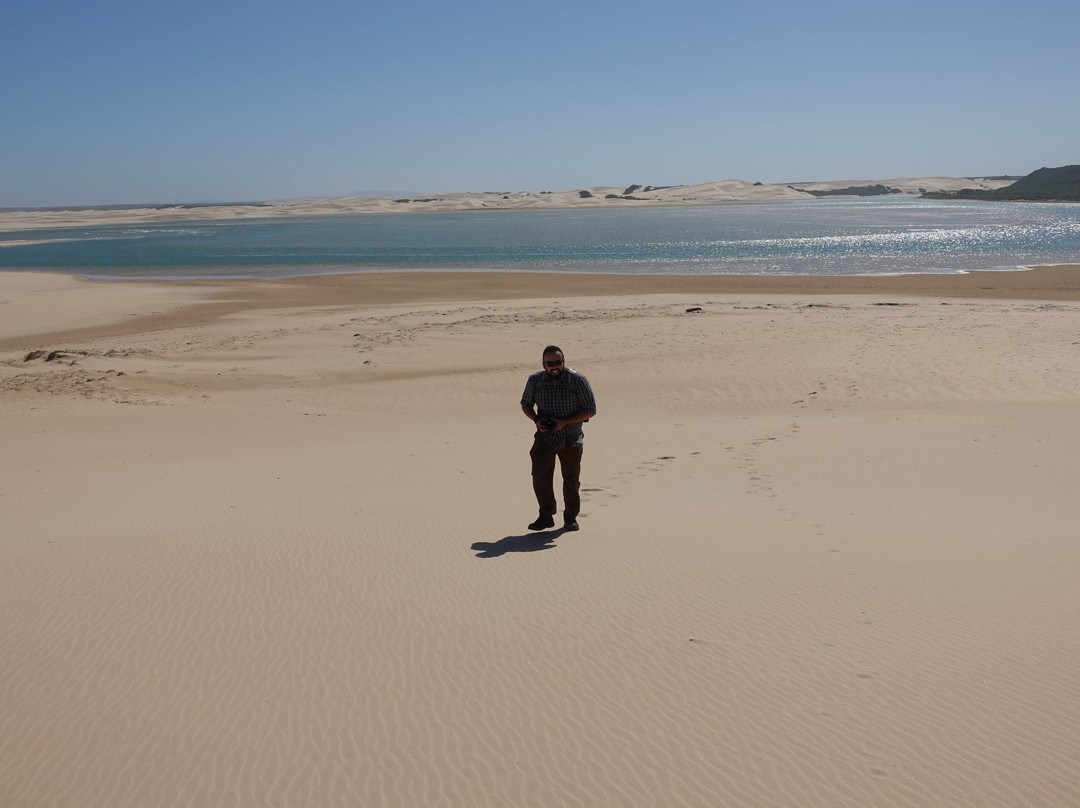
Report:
922,165,1080,201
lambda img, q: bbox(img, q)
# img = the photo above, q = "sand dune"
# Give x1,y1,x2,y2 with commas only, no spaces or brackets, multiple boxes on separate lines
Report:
0,176,1016,233
787,175,1011,194
2,269,1079,807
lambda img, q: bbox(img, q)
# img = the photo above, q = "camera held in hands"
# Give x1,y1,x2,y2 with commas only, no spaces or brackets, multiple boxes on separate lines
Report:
538,417,558,432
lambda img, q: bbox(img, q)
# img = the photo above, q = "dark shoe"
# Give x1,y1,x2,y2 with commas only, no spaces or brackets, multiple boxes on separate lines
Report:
563,519,580,531
528,513,555,531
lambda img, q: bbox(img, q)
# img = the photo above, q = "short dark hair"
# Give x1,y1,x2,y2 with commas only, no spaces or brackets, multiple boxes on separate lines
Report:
542,345,563,357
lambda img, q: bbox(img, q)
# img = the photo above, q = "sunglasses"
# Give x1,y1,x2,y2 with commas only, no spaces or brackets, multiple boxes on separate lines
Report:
544,360,564,367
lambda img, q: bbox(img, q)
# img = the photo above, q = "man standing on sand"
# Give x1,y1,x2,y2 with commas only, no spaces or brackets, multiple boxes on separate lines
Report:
520,345,597,531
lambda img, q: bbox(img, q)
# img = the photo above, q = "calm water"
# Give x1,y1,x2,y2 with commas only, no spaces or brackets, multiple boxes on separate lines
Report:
3,196,1080,279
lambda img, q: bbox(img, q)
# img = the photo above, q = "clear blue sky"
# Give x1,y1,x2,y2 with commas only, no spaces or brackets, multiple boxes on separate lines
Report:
3,0,1078,207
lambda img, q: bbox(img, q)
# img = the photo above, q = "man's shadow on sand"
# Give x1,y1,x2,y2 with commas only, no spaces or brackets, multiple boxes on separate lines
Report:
471,527,573,558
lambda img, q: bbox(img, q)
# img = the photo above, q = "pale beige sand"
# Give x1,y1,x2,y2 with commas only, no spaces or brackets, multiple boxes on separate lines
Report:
0,176,1015,231
2,268,1079,808
785,176,1011,195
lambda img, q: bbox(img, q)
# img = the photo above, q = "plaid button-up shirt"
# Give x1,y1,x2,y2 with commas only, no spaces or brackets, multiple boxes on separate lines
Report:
521,367,597,448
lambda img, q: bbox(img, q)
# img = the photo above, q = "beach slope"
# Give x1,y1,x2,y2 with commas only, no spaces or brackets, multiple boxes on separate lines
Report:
2,269,1078,807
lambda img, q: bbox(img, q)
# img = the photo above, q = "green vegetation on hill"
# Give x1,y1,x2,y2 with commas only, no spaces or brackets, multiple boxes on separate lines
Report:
800,184,903,197
922,165,1080,201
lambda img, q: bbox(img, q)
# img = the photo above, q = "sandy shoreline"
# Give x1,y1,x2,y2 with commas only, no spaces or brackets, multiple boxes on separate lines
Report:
4,266,1080,353
3,268,1078,807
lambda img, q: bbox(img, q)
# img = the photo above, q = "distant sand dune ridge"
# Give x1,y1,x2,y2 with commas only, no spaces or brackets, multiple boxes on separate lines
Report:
0,176,1016,233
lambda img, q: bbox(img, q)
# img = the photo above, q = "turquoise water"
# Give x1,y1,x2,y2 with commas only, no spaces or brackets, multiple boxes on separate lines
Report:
3,197,1080,279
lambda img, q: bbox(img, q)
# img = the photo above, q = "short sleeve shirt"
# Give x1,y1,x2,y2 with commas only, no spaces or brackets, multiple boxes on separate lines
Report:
521,367,597,448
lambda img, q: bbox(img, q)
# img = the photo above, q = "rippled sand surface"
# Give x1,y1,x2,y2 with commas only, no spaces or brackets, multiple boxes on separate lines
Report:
3,269,1079,807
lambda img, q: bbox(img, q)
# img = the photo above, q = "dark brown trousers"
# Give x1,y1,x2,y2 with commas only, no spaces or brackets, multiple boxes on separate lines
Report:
529,436,583,521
